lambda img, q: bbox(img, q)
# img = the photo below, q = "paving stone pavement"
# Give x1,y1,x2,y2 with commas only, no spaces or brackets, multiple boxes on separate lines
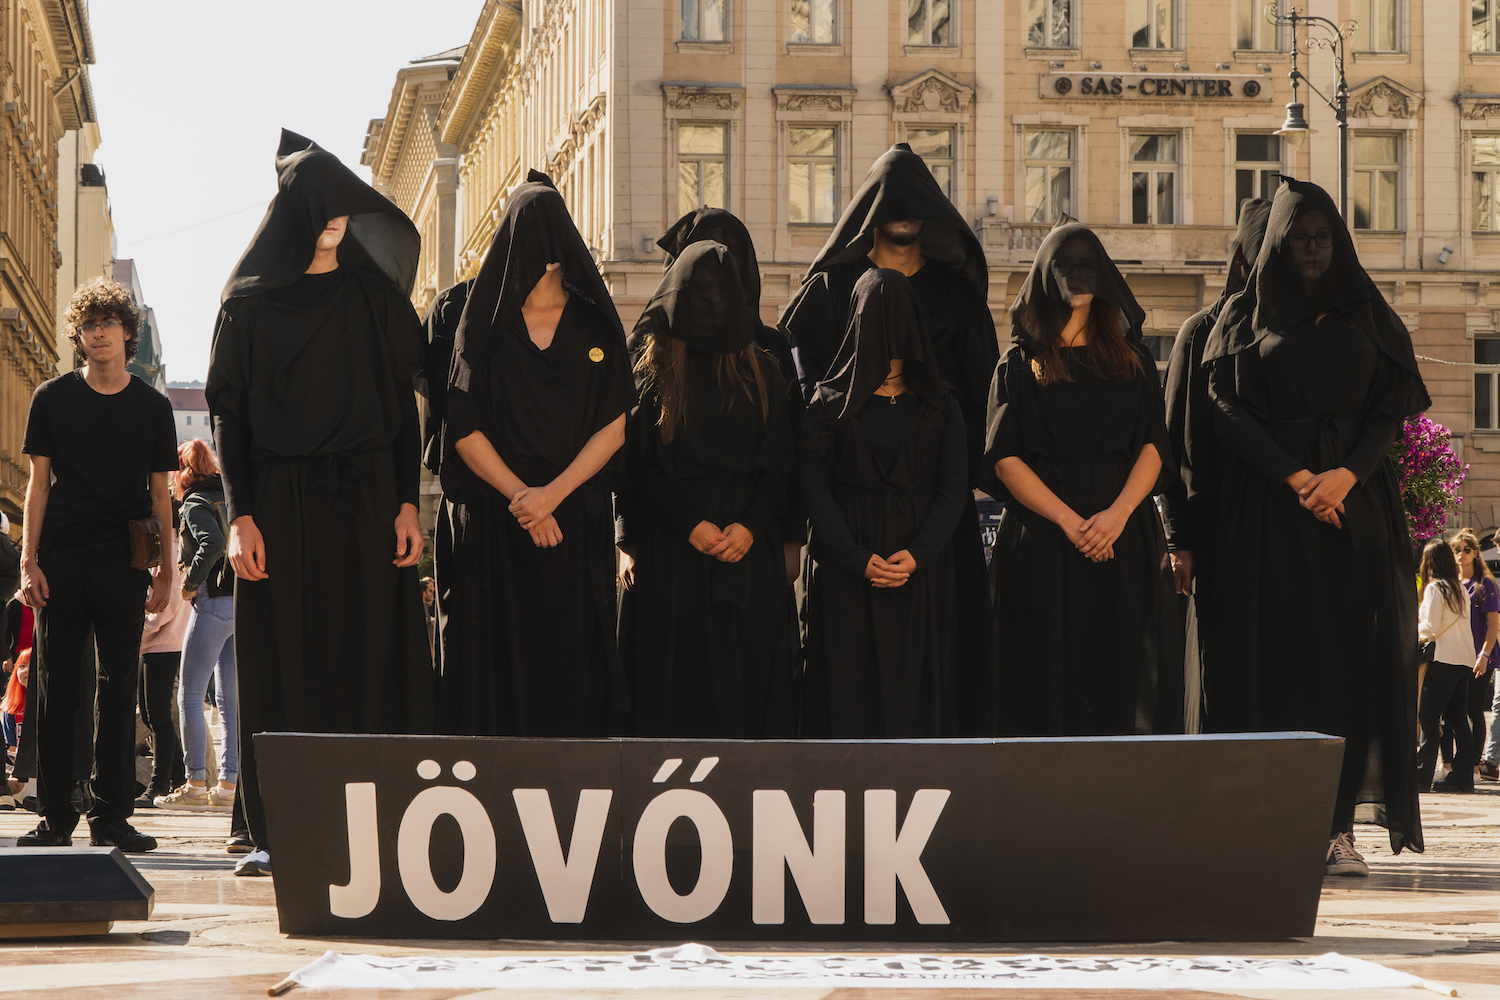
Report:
1,779,1497,999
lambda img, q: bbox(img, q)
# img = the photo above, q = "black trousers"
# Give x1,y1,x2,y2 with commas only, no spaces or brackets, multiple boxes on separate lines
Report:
33,539,149,829
1418,661,1474,790
138,651,184,795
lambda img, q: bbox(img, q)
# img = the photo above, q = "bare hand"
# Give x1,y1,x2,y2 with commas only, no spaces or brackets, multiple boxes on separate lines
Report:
618,543,637,590
783,541,802,586
706,523,754,563
1169,550,1194,595
509,486,558,530
865,553,909,588
528,514,564,548
180,584,198,602
229,516,269,581
1476,653,1491,678
689,521,725,555
1078,506,1129,561
393,503,424,567
886,549,918,577
20,558,48,608
1060,513,1111,563
1299,468,1356,528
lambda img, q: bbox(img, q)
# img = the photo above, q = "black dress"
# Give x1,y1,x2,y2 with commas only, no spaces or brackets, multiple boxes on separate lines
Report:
439,299,631,736
621,354,796,736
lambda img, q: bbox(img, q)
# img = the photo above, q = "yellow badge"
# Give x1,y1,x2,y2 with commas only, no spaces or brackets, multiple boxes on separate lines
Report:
589,347,605,363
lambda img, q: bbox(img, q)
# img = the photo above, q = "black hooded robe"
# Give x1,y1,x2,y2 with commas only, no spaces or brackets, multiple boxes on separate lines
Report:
206,130,434,853
1160,199,1272,728
437,173,632,737
981,225,1183,737
619,243,797,736
801,269,967,737
780,144,995,732
1202,179,1428,852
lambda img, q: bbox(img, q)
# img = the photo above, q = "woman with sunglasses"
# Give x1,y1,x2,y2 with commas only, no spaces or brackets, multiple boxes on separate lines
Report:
1201,178,1431,874
1451,529,1499,782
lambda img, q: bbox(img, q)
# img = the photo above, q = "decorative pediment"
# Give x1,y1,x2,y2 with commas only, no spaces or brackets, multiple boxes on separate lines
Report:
1348,76,1421,119
662,84,743,111
889,70,974,115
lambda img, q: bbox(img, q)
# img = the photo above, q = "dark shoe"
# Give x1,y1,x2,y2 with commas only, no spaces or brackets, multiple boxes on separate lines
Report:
17,819,75,847
133,795,156,809
225,833,254,855
1433,774,1475,794
1480,760,1499,782
20,795,37,813
89,820,158,852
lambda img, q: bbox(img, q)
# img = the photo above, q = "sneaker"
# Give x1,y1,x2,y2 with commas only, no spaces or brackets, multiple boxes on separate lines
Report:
1433,773,1476,793
225,833,254,855
154,783,210,811
1326,832,1369,877
234,849,272,877
1480,760,1499,782
89,820,157,852
0,793,16,811
16,819,74,847
207,786,236,812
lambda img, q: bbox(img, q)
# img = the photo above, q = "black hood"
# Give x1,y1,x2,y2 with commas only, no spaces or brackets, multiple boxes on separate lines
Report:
1225,198,1273,297
802,143,988,297
635,241,756,356
222,129,420,303
1008,224,1146,357
658,207,764,318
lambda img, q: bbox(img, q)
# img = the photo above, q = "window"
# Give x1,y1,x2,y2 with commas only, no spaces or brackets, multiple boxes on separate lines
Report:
682,0,726,41
1234,133,1282,206
1475,136,1500,231
1024,130,1073,223
908,127,955,200
1130,133,1178,224
1235,0,1280,50
788,125,837,224
1129,0,1174,49
1476,339,1500,430
906,0,952,46
185,415,192,426
1354,0,1398,51
1476,0,1500,50
1143,334,1174,384
1352,133,1400,231
1027,0,1072,47
791,0,835,43
678,123,727,217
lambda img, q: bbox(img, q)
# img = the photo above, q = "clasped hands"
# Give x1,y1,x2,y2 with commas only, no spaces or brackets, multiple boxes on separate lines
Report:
864,549,917,588
1286,467,1356,528
510,485,564,548
1061,504,1128,563
690,521,754,563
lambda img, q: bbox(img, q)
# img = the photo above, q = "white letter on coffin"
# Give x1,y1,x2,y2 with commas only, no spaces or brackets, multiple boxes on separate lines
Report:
329,782,380,918
752,789,845,924
633,788,733,923
864,789,951,925
512,789,613,923
397,786,497,921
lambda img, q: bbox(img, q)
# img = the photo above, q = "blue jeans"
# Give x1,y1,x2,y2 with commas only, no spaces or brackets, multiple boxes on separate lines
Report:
178,594,237,783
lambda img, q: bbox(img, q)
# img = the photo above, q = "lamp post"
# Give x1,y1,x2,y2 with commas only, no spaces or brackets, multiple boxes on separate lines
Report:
1269,3,1356,220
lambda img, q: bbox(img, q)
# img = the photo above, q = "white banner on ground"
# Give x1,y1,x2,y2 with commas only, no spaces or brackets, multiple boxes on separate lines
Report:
285,944,1430,991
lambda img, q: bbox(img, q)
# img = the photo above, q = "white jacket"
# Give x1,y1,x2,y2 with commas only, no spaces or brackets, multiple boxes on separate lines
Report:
1419,580,1472,666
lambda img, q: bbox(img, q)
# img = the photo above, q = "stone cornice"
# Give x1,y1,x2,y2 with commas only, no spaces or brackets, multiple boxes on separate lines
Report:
439,1,523,148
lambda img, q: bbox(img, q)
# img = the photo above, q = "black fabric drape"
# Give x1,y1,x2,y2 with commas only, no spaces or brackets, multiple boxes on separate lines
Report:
979,226,1183,737
1202,179,1426,854
419,279,472,475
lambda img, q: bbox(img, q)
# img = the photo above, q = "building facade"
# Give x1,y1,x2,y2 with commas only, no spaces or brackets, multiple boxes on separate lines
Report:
0,0,96,531
166,386,211,449
111,258,165,391
396,0,1495,536
56,121,114,374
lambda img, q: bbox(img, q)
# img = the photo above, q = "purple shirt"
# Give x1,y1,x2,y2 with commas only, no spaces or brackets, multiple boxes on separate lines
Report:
1463,575,1500,673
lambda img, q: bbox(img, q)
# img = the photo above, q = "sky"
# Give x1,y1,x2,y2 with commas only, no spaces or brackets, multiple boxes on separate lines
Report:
87,1,484,384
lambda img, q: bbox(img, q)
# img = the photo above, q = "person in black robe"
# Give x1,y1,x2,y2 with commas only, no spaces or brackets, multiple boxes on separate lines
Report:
800,268,967,737
780,143,996,732
619,242,796,736
206,130,433,873
1160,199,1271,727
437,171,632,737
980,224,1182,738
1201,178,1429,865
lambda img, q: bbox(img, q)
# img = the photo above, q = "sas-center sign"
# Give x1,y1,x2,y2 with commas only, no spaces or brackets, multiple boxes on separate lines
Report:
1039,72,1273,102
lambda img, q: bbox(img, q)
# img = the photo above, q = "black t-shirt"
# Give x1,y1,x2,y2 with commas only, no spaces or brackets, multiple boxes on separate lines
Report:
22,371,179,550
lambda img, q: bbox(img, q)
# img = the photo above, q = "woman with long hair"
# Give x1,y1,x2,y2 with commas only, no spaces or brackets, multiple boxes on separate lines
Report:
1202,178,1430,873
619,243,796,735
154,438,238,815
1449,529,1497,782
980,224,1181,738
1417,539,1476,793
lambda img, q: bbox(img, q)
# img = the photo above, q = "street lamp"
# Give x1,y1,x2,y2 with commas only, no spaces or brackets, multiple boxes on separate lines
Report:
1269,3,1356,219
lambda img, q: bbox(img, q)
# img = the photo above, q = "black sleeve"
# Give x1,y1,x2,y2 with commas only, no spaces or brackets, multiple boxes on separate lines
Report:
800,415,873,578
20,382,53,457
1159,315,1198,551
908,396,969,569
149,391,180,473
394,378,420,509
743,382,795,537
214,411,254,523
975,357,1019,502
1343,353,1403,483
1209,354,1304,486
624,395,694,539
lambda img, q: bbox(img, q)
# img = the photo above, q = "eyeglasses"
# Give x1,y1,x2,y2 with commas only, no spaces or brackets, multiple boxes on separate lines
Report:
77,317,123,334
1286,232,1335,250
1453,545,1476,554
1053,259,1099,278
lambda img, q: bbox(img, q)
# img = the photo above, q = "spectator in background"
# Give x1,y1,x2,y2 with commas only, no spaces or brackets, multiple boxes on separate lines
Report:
1417,538,1477,794
137,515,189,805
421,576,436,659
4,596,34,807
18,275,177,851
156,440,238,813
2,648,27,809
0,513,20,611
1452,529,1500,783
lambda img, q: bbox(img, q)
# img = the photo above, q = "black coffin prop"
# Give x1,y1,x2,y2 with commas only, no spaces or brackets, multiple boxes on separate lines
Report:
0,847,154,934
257,733,1342,942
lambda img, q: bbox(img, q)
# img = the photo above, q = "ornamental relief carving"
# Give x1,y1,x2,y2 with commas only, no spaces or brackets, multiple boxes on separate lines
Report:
901,77,962,114
1347,77,1420,119
665,88,742,111
780,94,846,112
1467,103,1500,121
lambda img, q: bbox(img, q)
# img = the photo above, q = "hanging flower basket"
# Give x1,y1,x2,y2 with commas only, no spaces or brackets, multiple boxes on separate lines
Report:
1389,414,1467,542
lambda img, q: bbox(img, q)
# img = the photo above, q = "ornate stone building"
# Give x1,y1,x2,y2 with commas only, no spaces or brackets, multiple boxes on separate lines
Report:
386,0,1496,535
0,0,95,532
